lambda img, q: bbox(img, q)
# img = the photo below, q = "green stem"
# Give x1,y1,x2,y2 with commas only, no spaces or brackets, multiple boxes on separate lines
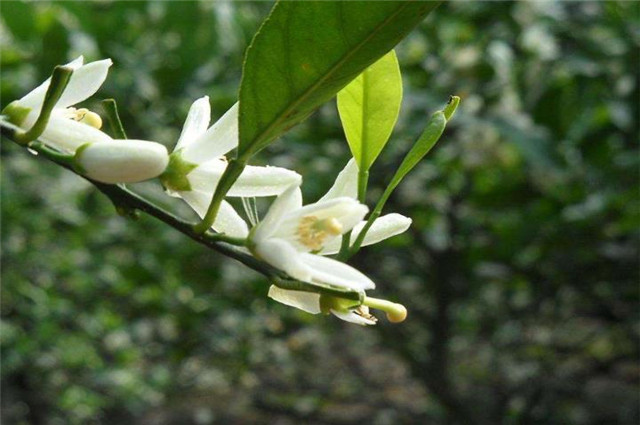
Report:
101,99,128,139
347,187,388,258
27,141,75,166
357,167,368,203
337,230,352,260
193,158,246,234
348,99,460,259
337,167,368,259
203,231,247,246
15,66,73,145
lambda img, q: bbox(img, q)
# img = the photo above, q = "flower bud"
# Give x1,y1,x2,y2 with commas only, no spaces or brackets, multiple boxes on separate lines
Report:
74,140,169,184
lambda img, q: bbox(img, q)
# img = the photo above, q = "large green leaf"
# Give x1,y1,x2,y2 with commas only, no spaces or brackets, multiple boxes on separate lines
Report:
337,50,402,171
237,0,441,159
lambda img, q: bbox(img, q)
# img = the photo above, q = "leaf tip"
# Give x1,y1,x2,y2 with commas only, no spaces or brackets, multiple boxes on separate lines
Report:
443,95,461,121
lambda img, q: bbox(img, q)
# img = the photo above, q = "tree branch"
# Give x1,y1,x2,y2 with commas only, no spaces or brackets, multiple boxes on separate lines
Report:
1,122,363,301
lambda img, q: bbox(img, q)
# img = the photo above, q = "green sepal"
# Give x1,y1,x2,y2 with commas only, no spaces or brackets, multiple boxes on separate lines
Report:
2,101,31,126
71,142,91,174
272,277,364,303
319,294,361,315
159,150,198,192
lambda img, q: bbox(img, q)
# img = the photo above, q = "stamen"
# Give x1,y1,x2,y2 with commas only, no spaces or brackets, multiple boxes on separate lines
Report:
296,215,344,250
353,305,378,323
70,108,103,129
323,217,343,236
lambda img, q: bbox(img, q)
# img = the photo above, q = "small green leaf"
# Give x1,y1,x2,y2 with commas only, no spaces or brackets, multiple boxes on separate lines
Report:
390,111,447,191
337,50,403,171
237,1,441,159
347,96,460,257
388,96,459,191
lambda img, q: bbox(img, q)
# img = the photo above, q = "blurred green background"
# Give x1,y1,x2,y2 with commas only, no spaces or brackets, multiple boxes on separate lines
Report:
1,1,638,424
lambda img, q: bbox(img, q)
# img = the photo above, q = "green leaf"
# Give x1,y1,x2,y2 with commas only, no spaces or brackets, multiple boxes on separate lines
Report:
337,50,403,171
393,111,447,187
388,96,459,191
347,96,460,257
237,1,441,159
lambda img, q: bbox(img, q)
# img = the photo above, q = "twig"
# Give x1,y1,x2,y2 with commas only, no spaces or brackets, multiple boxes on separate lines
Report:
1,122,363,301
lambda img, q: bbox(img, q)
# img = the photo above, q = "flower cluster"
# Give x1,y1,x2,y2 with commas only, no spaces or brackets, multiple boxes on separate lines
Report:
160,97,411,325
2,57,168,184
2,57,420,325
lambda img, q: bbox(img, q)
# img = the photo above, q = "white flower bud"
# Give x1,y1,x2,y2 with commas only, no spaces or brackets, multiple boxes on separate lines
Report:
75,140,169,184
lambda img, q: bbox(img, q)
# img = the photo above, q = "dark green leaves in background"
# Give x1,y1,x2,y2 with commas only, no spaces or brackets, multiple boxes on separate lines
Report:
1,1,638,425
237,0,440,158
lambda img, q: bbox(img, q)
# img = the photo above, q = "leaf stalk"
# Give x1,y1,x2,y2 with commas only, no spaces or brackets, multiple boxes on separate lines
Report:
14,66,73,145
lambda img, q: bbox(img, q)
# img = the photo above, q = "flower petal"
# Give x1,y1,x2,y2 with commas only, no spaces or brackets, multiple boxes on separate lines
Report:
299,253,375,290
274,197,367,248
319,158,358,201
330,309,377,326
18,56,85,110
178,191,249,238
175,96,211,151
226,164,302,197
22,112,112,152
182,102,238,163
252,185,303,243
189,160,301,199
267,285,321,314
187,160,299,198
254,238,312,282
56,59,113,109
185,158,226,194
288,197,367,231
320,213,412,255
215,201,250,238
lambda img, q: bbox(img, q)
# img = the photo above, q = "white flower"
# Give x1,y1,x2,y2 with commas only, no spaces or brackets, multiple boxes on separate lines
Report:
3,56,113,152
250,185,378,325
260,159,412,324
161,96,301,238
317,158,412,255
74,140,169,184
250,185,368,273
268,286,379,326
2,56,171,184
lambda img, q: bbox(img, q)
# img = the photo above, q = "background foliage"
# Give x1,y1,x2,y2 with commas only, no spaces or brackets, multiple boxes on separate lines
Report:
1,1,638,424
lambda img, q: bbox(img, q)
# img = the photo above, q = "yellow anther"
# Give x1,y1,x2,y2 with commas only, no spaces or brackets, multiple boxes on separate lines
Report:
297,216,344,250
323,217,343,236
72,108,103,129
354,305,378,323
